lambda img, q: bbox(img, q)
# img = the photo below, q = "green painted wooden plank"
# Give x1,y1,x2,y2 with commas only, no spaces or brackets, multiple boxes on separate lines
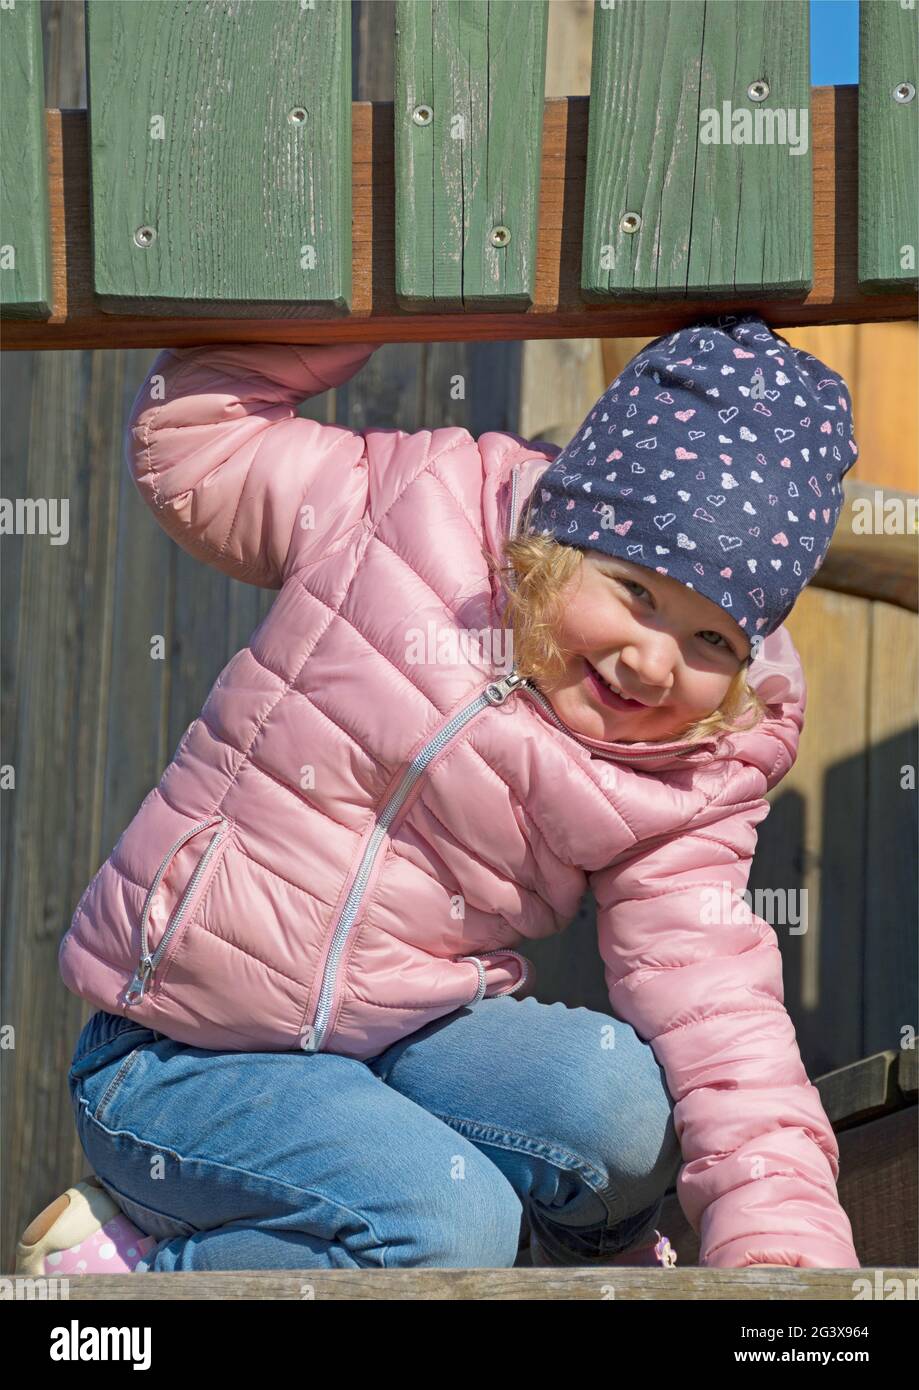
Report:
0,0,52,320
582,0,812,301
394,0,548,311
859,0,919,290
85,0,351,316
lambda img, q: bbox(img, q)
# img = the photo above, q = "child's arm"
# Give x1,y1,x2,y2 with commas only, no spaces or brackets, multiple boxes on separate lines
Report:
589,798,860,1270
124,342,377,587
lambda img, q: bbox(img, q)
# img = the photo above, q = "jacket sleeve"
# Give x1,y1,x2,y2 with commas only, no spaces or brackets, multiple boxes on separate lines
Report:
589,795,860,1270
124,342,377,588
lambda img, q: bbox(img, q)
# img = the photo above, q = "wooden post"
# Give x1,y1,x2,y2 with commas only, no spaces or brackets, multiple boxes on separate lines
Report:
0,0,52,319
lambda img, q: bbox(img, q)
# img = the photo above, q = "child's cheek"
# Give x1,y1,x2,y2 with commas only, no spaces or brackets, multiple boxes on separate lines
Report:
557,587,622,650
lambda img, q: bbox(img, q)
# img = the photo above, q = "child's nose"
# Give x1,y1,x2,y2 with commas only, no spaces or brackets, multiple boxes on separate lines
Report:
617,640,677,697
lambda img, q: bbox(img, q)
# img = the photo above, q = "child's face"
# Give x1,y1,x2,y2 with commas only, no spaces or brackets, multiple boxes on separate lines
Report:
537,550,753,744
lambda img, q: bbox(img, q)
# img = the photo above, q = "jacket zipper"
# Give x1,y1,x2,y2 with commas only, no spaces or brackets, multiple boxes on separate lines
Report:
301,670,532,1053
124,813,229,1006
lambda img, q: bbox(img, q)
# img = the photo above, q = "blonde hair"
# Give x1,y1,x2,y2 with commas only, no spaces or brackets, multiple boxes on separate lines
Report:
483,493,769,746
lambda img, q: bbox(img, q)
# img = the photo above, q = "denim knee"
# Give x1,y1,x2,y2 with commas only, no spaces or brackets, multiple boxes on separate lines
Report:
409,1150,524,1268
547,1007,682,1218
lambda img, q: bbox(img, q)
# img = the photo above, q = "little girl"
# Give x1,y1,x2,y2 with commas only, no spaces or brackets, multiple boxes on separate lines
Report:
19,312,861,1274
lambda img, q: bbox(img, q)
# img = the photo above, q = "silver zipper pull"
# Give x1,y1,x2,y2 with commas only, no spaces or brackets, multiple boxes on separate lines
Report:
483,670,528,705
125,956,154,1005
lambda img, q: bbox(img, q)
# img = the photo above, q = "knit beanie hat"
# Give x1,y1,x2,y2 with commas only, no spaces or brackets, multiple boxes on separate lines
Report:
524,312,859,663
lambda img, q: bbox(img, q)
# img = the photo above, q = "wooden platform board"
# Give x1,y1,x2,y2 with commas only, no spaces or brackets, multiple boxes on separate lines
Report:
10,1267,916,1300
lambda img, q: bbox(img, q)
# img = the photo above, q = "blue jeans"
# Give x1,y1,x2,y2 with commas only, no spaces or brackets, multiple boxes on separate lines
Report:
67,995,682,1270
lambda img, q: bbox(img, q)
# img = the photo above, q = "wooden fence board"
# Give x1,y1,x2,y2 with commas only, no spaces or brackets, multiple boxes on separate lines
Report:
0,0,93,1282
3,92,917,348
582,0,811,301
814,480,919,610
103,391,174,850
774,588,871,1072
864,602,919,1054
355,0,528,446
858,0,919,290
84,0,352,315
0,0,52,318
394,0,548,311
0,349,129,1276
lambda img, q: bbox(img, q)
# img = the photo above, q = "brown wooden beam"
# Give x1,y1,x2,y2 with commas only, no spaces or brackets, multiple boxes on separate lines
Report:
2,89,917,351
812,482,919,612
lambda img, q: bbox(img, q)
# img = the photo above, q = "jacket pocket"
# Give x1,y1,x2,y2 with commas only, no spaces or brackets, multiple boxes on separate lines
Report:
123,813,233,1009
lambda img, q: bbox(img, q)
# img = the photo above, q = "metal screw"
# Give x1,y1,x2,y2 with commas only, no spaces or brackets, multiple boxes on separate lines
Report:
412,104,433,125
288,106,309,124
133,225,156,248
893,81,915,104
619,212,641,234
747,79,770,102
490,225,511,247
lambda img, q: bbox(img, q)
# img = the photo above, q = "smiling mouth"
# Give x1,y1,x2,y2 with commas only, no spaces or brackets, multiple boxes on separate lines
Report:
583,660,649,712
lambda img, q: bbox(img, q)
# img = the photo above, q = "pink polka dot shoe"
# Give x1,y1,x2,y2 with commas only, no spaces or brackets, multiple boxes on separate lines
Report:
15,1176,157,1276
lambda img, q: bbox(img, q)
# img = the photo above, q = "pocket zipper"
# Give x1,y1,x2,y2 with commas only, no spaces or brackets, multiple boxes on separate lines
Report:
456,947,532,1004
124,813,229,1006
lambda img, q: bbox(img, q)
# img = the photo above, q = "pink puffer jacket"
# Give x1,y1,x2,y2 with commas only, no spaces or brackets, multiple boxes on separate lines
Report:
59,342,859,1269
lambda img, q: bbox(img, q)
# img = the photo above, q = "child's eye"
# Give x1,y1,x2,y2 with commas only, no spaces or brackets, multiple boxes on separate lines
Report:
616,578,650,600
699,630,731,650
